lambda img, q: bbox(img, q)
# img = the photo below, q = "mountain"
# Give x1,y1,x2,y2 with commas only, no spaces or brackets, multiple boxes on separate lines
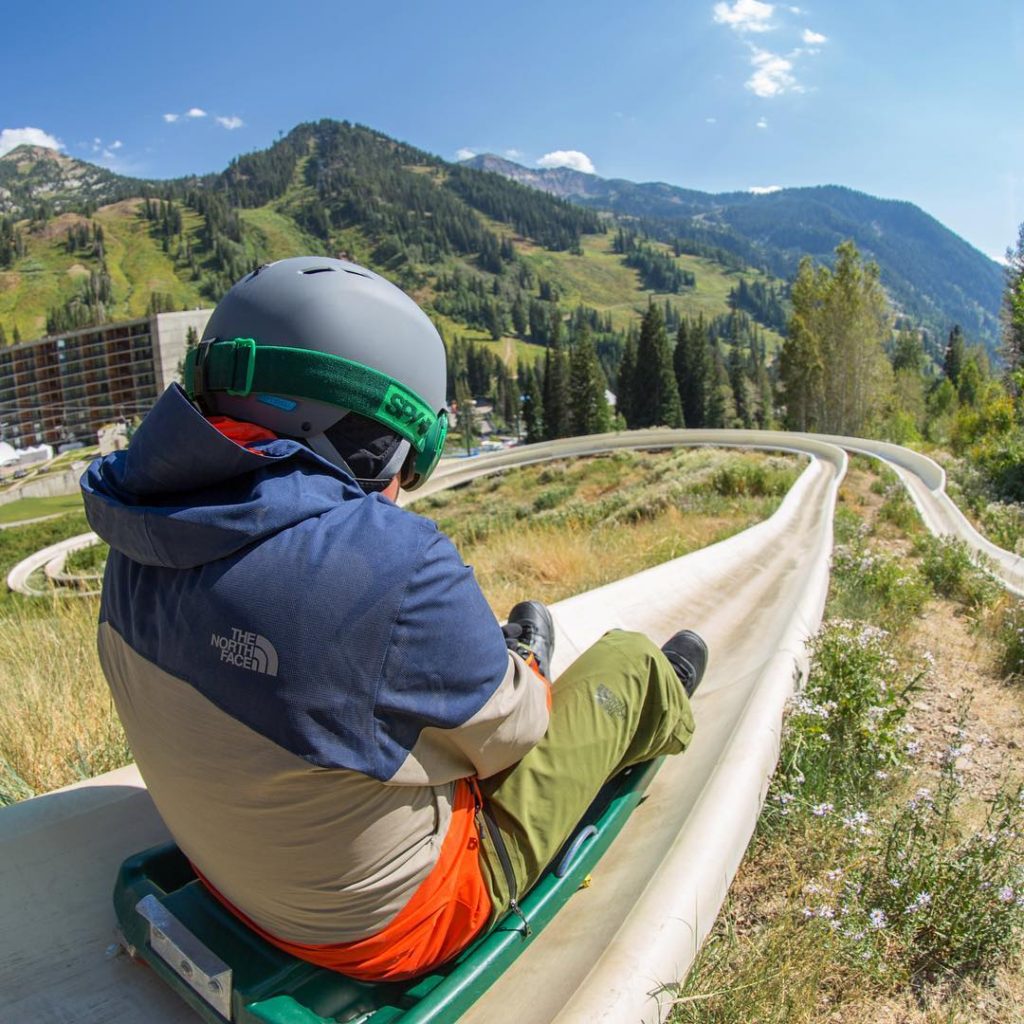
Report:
0,145,142,214
463,155,1004,349
0,123,781,357
0,122,1004,362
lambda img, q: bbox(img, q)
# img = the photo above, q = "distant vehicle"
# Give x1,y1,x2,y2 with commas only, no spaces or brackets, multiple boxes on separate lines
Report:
12,470,28,479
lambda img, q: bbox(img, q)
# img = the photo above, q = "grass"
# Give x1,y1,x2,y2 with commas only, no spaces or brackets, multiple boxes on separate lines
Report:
672,461,1023,1023
0,493,85,525
0,597,128,805
410,447,799,613
0,446,798,801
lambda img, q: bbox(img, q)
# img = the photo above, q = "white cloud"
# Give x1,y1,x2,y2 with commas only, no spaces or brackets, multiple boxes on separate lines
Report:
787,5,803,12
504,148,524,160
537,149,596,174
110,139,123,150
713,0,775,32
216,115,244,130
747,47,799,97
185,107,207,119
802,28,827,44
756,116,769,128
455,147,476,161
92,136,102,150
163,113,179,123
748,185,782,193
706,116,718,123
0,126,63,157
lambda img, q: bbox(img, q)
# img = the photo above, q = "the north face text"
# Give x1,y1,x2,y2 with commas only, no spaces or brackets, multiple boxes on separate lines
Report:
210,627,279,676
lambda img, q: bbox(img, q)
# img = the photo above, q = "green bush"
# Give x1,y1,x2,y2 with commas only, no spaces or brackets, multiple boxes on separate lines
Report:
830,543,930,628
532,484,575,512
980,501,1024,554
876,484,921,534
914,535,999,610
767,621,923,823
799,758,1024,987
995,600,1024,680
710,460,794,498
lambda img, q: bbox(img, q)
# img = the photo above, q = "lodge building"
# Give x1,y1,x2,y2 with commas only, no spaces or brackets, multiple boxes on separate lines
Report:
0,310,212,449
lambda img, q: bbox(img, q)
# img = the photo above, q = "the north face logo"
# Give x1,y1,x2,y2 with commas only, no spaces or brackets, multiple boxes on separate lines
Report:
210,627,279,676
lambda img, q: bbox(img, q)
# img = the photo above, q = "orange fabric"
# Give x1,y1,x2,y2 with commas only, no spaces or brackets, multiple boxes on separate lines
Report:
195,778,492,981
524,652,553,711
207,416,278,451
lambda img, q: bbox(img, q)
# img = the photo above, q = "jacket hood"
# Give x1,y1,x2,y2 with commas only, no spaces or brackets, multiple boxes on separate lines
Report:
81,384,366,569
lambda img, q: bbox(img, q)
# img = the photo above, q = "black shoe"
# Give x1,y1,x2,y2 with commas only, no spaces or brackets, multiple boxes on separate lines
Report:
503,600,555,679
661,630,708,698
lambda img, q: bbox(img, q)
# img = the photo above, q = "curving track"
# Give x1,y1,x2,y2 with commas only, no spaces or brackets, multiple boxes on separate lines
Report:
0,430,1017,1024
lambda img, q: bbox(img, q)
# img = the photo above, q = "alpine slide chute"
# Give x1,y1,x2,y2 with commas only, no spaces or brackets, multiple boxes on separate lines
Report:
2,429,1021,1024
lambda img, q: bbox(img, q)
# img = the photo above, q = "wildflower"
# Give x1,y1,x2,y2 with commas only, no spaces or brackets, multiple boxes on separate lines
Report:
874,769,890,780
868,908,888,930
905,891,932,915
998,886,1015,903
802,907,814,919
826,868,844,882
778,792,795,806
905,740,922,756
817,905,835,920
811,802,834,817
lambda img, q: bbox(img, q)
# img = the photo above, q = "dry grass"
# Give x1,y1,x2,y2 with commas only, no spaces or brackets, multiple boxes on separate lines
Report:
0,597,128,804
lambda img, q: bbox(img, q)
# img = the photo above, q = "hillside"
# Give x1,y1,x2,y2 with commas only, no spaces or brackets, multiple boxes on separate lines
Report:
464,154,1004,351
0,123,784,372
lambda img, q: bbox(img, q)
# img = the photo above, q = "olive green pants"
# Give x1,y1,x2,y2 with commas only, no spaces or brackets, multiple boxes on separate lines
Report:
476,630,695,926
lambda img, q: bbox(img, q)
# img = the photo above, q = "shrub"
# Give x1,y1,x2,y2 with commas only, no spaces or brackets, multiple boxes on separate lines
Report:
532,484,575,512
767,621,924,822
994,600,1024,680
830,543,930,628
799,757,1024,987
710,460,794,498
980,501,1024,555
876,483,921,534
914,535,999,610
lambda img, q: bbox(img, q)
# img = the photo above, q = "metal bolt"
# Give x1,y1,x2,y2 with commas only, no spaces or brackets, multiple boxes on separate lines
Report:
179,959,193,978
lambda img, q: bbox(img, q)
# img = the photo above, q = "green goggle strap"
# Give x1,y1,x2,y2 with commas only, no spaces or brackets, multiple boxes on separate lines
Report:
184,338,447,468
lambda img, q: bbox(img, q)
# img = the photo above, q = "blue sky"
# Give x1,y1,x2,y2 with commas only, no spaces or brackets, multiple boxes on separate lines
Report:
2,0,1022,261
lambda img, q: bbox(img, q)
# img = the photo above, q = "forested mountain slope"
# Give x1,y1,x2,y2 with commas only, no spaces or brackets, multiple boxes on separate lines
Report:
464,154,1003,350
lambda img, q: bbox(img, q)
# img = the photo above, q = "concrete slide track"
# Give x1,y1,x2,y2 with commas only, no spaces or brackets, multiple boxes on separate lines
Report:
0,430,1014,1024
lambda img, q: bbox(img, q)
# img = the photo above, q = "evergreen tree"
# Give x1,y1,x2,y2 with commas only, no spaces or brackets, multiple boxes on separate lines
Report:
631,303,683,428
568,324,611,436
616,335,638,426
727,339,751,427
455,377,476,453
1002,223,1024,374
542,313,569,439
12,324,21,344
522,366,543,444
674,317,709,428
943,324,965,386
706,344,731,428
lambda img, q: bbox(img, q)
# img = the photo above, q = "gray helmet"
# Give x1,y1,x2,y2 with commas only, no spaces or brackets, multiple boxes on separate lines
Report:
186,257,448,489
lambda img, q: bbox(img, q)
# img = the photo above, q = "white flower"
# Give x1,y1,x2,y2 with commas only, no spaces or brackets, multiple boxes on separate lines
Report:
906,891,932,914
811,802,834,817
874,769,890,780
868,908,888,930
998,886,1015,903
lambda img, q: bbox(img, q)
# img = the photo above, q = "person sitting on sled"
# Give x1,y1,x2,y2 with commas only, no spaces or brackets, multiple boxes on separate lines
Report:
83,257,708,981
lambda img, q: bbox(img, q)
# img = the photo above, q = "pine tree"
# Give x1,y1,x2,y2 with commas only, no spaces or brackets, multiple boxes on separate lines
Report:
943,325,965,386
616,334,638,426
727,339,750,427
674,317,708,427
542,312,569,439
568,323,611,436
631,303,683,428
522,366,543,444
1002,223,1024,374
455,377,476,453
706,343,731,428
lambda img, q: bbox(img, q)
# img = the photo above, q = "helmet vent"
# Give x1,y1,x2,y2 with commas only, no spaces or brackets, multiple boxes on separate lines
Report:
301,267,336,275
343,268,371,278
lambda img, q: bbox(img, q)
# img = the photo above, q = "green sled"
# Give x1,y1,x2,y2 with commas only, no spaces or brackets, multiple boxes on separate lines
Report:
113,758,662,1024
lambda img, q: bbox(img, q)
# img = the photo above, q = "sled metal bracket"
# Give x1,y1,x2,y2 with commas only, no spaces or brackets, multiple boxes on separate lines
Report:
136,893,233,1020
